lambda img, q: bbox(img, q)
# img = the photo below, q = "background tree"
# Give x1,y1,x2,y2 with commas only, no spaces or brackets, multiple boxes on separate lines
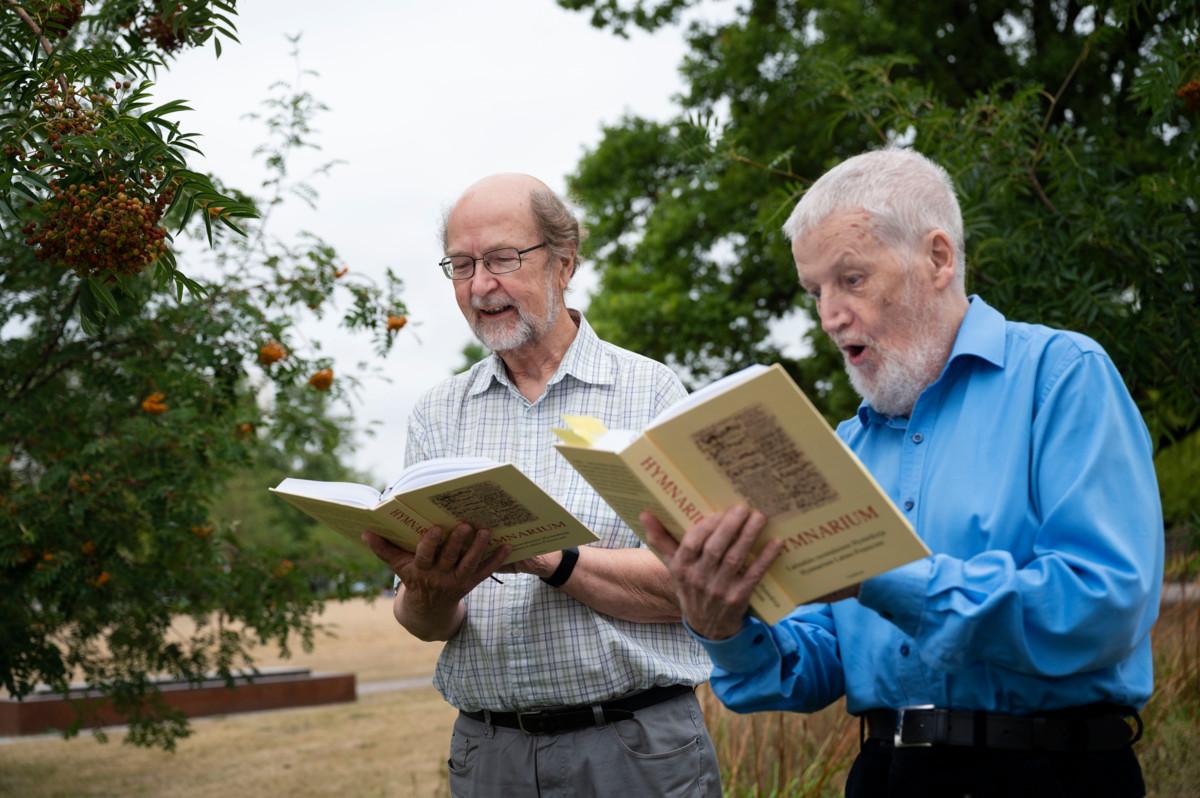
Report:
559,0,1198,531
1,3,405,748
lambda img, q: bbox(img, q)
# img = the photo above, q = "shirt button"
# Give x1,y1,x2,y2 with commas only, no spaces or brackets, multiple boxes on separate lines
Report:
911,432,923,444
903,499,914,511
900,644,910,657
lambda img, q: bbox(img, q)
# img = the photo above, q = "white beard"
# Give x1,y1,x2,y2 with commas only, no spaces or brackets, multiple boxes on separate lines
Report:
842,279,955,417
471,274,562,352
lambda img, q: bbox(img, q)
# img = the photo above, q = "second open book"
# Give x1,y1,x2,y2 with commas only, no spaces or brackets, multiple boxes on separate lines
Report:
554,364,929,624
270,457,597,565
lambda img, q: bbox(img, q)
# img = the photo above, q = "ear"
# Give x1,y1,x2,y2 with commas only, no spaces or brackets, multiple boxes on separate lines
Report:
924,229,957,290
557,249,576,289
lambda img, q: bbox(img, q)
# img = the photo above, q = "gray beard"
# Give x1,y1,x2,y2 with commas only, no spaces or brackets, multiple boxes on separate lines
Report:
846,333,948,417
471,276,562,353
844,282,955,418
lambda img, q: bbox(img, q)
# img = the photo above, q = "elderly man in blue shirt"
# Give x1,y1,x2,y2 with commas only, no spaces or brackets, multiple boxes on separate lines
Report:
641,148,1163,798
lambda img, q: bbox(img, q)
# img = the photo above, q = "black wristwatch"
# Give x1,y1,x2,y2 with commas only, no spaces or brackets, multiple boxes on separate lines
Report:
539,546,579,588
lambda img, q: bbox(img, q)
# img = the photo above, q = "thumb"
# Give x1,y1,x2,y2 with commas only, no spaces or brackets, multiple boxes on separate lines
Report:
362,531,415,573
639,512,679,561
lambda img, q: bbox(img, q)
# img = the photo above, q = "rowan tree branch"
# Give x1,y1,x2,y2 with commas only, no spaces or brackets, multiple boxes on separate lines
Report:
6,1,57,57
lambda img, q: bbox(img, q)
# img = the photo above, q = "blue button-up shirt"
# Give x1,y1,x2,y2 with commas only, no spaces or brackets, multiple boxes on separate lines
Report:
698,296,1163,714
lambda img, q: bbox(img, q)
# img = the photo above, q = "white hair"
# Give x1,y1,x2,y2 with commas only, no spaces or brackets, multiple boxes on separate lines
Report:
782,148,966,290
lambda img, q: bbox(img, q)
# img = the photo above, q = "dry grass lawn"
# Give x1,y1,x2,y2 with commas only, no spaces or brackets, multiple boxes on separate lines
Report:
189,594,446,683
0,598,455,797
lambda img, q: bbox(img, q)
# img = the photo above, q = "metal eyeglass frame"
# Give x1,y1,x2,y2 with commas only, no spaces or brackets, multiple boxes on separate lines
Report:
439,242,547,280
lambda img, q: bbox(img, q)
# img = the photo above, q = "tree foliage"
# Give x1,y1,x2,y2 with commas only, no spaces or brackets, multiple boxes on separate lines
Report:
1,4,406,748
560,0,1199,462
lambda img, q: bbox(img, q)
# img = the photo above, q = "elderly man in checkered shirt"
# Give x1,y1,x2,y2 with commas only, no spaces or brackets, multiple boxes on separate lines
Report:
364,174,722,798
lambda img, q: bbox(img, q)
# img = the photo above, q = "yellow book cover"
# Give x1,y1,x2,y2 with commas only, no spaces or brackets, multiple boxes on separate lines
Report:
554,365,929,623
270,457,598,565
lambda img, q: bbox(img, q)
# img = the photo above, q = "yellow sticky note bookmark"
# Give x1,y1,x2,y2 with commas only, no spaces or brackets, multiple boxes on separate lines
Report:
552,415,609,447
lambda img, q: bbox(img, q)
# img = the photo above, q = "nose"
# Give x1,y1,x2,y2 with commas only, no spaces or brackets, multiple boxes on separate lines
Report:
818,294,851,335
468,265,500,297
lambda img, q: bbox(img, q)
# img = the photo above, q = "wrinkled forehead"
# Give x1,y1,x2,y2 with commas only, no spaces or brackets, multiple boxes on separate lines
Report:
445,192,537,251
792,210,887,258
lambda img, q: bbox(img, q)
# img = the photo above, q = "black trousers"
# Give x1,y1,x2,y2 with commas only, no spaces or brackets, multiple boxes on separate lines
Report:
845,739,1145,798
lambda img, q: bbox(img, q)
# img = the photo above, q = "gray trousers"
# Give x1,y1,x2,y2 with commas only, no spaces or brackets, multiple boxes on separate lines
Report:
447,691,722,797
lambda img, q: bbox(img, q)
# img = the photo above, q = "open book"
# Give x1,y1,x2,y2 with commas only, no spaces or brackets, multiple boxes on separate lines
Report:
270,457,598,565
553,364,929,624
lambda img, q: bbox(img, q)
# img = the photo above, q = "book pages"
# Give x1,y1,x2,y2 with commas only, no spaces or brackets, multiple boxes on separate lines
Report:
271,460,597,565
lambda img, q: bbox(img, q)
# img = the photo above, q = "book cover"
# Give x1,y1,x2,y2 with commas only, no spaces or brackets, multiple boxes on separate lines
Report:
554,364,929,623
270,459,598,565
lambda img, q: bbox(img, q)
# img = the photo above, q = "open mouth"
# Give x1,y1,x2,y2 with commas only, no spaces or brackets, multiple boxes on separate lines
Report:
843,344,867,365
477,305,514,318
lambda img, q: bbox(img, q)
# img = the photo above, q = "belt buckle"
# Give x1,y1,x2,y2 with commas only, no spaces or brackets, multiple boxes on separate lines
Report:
516,710,546,735
894,704,935,748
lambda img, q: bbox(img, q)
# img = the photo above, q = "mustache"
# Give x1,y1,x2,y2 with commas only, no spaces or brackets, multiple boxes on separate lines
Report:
471,293,516,310
833,333,876,349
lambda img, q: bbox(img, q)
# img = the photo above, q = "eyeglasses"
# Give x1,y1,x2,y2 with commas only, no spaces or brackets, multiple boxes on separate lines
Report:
439,242,547,280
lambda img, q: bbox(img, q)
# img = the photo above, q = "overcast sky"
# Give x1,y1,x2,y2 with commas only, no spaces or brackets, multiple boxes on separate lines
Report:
153,1,733,484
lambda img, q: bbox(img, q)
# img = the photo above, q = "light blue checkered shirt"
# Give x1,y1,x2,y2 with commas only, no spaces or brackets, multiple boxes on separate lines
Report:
405,311,711,712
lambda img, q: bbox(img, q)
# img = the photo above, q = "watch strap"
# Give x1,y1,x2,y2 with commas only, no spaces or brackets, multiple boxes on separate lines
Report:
539,546,580,588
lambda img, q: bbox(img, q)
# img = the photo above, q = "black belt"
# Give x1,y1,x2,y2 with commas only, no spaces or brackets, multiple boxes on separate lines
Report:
862,706,1141,751
461,684,693,735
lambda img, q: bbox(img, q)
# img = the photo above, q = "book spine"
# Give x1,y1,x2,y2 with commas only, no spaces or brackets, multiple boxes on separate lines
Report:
627,439,794,623
380,498,435,540
621,436,712,540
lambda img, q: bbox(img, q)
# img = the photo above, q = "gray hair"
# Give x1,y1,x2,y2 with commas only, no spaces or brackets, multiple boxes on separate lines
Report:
782,148,966,289
438,187,586,283
530,188,585,282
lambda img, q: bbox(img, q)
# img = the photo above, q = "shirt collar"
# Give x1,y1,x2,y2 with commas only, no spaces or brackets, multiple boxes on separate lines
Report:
466,309,616,397
855,294,1006,426
946,294,1006,370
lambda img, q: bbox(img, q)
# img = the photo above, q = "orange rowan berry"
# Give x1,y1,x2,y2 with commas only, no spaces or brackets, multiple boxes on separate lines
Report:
26,172,169,277
334,266,349,278
81,540,97,555
274,559,295,577
93,571,111,587
258,340,287,365
236,422,254,438
387,314,408,332
141,12,186,52
190,524,213,539
308,368,334,391
141,391,168,414
1178,80,1200,112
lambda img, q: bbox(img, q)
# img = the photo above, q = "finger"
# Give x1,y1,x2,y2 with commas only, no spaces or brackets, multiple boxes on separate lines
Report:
435,523,475,568
412,525,444,570
361,531,415,573
675,512,722,564
720,509,770,574
639,512,679,561
455,527,493,577
738,537,784,593
477,542,512,578
699,505,753,571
